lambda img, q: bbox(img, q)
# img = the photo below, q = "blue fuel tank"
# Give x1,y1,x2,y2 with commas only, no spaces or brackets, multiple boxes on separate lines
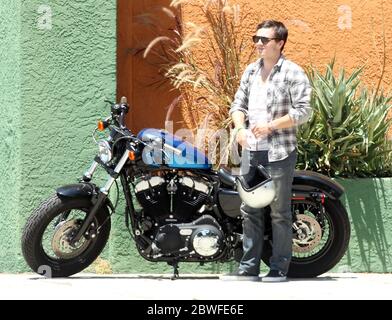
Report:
137,128,212,170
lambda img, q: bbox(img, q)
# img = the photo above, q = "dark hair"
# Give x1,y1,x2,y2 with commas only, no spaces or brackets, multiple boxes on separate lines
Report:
256,20,288,52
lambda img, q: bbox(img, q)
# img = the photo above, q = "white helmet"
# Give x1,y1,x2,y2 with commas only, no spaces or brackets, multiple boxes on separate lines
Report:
236,165,276,208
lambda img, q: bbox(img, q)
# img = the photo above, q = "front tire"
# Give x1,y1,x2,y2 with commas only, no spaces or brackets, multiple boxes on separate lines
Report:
22,194,111,277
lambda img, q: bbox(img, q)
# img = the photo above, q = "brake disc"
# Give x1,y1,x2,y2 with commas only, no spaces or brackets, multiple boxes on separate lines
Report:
52,220,91,259
292,214,323,253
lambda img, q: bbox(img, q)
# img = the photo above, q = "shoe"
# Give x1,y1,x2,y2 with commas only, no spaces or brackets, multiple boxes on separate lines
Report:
220,270,260,281
261,270,287,282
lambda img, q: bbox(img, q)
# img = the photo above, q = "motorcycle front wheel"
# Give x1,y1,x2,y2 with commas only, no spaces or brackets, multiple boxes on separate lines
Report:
261,198,350,278
21,194,111,278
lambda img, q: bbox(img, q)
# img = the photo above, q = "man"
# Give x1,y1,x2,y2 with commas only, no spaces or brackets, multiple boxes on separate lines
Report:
222,20,312,282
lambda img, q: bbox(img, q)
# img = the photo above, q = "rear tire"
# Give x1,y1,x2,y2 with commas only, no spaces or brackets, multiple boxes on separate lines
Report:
21,194,111,278
261,198,350,278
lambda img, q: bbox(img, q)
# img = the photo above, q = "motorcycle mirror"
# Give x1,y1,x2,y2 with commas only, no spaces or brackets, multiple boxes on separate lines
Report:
120,96,128,105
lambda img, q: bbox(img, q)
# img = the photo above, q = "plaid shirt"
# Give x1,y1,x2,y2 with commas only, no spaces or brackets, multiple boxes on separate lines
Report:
230,55,312,162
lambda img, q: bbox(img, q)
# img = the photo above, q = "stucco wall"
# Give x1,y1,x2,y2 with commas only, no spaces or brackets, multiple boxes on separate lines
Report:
0,0,22,271
182,0,392,91
0,1,117,272
337,178,392,272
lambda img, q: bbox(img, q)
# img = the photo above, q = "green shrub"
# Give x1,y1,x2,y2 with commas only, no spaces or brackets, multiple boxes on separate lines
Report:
297,60,392,177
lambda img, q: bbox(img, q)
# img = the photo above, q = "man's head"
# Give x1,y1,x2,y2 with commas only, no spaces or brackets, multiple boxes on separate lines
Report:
253,20,288,60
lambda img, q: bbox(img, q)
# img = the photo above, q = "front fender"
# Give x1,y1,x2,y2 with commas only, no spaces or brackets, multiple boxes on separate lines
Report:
56,183,114,211
293,171,344,199
56,183,96,199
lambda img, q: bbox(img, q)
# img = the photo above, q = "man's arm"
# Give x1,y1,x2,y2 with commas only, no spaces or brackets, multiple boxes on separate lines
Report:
229,64,255,146
252,67,312,138
231,110,248,147
269,114,295,130
229,64,255,121
286,68,312,127
232,111,246,130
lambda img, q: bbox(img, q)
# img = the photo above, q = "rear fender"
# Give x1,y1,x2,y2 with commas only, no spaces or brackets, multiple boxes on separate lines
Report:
218,171,344,218
293,171,344,200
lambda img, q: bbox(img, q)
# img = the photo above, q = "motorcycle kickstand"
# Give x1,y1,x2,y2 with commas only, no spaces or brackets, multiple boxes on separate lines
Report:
169,261,180,280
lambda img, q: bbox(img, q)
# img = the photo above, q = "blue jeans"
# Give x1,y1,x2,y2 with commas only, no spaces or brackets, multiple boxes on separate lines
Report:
239,149,297,275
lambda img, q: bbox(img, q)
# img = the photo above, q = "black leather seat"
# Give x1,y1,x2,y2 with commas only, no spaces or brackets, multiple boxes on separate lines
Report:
218,167,237,187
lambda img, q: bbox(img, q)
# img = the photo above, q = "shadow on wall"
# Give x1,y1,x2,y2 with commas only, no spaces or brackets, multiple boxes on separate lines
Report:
342,178,392,272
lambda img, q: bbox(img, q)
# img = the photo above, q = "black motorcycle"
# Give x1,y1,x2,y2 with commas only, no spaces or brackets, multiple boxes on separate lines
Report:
21,97,350,278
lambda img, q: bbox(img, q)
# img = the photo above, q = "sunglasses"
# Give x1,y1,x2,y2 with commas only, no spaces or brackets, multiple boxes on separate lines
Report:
252,35,280,44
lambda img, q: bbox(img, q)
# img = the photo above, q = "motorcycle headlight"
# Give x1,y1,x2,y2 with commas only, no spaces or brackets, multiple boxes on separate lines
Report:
98,140,112,164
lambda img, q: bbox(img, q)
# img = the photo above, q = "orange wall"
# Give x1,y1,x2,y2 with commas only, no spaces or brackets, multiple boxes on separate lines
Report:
182,0,392,92
118,0,183,133
118,0,392,133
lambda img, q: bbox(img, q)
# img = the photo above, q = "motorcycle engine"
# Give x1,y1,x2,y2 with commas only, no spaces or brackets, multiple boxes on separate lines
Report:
134,173,210,222
133,173,225,259
151,215,224,258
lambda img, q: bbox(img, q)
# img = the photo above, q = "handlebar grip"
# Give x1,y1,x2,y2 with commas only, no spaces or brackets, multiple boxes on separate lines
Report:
119,111,126,129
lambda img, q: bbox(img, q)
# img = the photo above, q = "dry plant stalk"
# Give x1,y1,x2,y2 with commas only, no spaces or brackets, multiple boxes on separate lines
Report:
143,0,255,167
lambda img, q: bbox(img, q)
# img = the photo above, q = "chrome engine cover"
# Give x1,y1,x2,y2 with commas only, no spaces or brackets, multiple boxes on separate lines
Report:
152,215,224,258
192,228,221,257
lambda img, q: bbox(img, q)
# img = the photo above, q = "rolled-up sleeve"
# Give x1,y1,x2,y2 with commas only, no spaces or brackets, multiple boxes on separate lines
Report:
288,69,312,126
229,64,254,119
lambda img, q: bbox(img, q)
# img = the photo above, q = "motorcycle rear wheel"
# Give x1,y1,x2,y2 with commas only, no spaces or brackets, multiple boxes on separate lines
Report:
21,194,111,278
261,198,350,278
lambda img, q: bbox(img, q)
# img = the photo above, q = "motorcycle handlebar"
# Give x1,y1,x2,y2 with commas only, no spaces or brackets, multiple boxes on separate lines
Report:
109,96,129,129
119,111,126,129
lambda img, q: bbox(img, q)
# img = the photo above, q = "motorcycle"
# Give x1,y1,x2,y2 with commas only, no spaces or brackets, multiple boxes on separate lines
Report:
21,97,350,278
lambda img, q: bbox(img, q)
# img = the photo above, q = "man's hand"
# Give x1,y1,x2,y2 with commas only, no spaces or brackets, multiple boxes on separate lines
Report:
236,129,248,148
251,123,273,139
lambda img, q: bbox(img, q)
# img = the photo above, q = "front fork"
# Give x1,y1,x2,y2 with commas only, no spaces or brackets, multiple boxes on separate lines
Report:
70,150,130,245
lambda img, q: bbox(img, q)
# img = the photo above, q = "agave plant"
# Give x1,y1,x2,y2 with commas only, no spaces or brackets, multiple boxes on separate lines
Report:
355,89,392,176
298,60,392,177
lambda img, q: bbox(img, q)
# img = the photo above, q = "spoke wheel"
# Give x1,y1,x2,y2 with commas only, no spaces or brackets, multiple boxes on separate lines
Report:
261,198,350,278
22,195,111,277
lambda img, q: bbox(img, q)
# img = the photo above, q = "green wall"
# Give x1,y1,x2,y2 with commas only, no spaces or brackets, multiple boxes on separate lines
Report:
0,0,117,272
0,0,22,271
336,178,392,273
0,1,391,275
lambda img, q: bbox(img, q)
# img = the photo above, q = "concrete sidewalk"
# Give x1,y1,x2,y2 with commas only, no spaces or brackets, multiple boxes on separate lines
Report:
0,273,391,300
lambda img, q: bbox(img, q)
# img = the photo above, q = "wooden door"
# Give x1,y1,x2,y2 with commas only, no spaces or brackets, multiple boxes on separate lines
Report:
117,0,183,134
